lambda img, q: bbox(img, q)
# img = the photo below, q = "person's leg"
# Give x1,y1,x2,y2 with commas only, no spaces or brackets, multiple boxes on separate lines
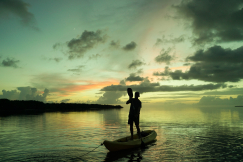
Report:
135,124,141,138
130,122,133,140
135,116,141,138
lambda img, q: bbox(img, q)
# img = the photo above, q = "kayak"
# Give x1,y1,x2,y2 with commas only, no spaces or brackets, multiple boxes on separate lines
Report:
103,130,157,152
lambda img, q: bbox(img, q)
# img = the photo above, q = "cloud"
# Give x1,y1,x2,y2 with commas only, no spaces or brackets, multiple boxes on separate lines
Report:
53,43,61,49
101,78,227,93
202,87,243,96
155,35,185,45
128,59,145,69
30,73,120,97
153,66,171,76
88,53,102,60
1,57,20,68
66,30,107,59
169,63,243,83
60,99,71,103
175,0,243,44
126,73,144,82
120,79,126,85
187,45,243,63
122,41,137,51
197,95,243,106
110,40,120,48
136,68,143,74
49,57,62,63
96,91,126,104
0,0,39,30
0,89,19,100
167,45,243,82
0,87,49,102
155,48,175,65
67,65,85,74
18,87,49,102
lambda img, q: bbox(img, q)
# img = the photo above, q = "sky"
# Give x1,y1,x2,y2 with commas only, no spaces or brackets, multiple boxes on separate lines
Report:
0,0,243,107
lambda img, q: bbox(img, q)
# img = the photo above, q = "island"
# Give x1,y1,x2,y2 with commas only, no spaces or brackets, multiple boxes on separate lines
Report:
0,99,123,116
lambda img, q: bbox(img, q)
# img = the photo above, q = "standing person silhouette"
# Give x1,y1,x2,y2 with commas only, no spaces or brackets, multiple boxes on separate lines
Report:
126,88,142,140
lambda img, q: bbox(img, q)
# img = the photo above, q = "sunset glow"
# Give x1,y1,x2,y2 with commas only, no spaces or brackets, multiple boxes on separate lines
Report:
0,0,243,107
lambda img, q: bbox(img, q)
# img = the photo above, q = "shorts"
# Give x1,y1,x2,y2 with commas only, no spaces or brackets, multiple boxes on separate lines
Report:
128,115,139,126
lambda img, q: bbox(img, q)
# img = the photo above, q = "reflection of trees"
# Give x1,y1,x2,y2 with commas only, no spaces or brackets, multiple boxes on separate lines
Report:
195,125,243,161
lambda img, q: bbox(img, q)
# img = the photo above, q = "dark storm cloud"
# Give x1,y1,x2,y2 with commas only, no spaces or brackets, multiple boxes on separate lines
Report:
167,45,243,82
122,41,137,51
1,57,20,68
126,73,144,82
128,59,145,69
155,48,175,65
155,35,185,45
0,0,39,30
0,87,49,102
101,78,227,93
175,0,243,44
66,30,107,59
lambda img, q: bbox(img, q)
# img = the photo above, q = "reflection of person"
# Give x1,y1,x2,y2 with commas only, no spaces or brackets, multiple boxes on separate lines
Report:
126,88,142,140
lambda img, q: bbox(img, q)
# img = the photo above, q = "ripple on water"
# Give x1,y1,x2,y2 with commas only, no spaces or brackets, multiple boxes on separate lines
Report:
1,108,243,161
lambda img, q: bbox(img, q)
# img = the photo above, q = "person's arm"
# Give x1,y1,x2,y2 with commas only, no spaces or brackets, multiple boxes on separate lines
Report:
126,98,132,104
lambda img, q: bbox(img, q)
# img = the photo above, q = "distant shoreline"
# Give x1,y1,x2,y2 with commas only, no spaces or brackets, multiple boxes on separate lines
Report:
0,99,123,116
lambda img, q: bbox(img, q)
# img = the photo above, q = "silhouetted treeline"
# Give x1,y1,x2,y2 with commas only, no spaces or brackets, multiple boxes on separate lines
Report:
0,99,123,116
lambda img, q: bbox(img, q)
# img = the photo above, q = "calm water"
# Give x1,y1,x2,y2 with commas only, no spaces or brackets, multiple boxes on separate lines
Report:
1,106,243,162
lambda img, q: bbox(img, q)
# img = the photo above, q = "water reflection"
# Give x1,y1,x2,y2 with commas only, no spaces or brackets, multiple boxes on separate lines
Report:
104,143,156,162
1,107,243,161
195,125,243,161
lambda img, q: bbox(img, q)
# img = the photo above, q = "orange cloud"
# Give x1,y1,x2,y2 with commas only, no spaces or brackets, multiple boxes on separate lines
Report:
59,79,119,93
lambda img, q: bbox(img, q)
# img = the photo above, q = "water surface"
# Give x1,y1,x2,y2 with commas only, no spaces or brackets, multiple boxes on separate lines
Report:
1,106,243,161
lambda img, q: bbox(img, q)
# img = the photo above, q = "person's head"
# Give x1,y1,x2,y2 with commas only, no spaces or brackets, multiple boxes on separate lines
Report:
135,92,140,98
127,88,133,98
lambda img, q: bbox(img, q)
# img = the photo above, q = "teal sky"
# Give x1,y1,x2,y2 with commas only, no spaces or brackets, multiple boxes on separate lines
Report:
1,0,243,107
